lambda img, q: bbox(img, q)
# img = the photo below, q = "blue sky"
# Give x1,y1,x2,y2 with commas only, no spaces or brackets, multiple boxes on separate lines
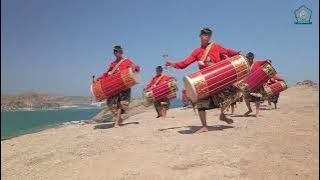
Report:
1,0,319,97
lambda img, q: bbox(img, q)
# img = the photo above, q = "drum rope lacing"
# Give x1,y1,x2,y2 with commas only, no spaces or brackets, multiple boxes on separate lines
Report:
145,81,178,101
98,69,137,96
244,65,276,91
189,62,250,95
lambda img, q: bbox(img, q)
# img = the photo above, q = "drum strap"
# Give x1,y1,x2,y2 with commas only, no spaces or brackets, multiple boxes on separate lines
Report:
109,58,126,75
250,61,256,72
199,43,213,64
154,75,164,86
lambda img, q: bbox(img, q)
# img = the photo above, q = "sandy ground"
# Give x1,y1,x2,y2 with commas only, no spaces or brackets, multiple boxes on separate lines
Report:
1,86,319,180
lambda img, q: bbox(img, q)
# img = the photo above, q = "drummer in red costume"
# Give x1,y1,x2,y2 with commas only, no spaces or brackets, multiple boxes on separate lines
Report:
145,66,175,118
266,75,285,109
95,46,140,127
165,27,240,133
243,52,272,117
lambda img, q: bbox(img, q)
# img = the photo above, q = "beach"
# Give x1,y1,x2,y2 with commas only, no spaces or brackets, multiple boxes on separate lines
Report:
1,86,319,180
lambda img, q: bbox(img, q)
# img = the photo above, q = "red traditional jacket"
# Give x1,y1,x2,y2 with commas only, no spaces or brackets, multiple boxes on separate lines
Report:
97,58,140,81
265,75,284,85
173,43,238,70
271,75,284,82
251,60,270,72
220,54,229,60
145,74,175,90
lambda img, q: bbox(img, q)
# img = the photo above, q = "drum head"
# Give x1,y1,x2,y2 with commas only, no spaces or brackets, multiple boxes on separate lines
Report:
143,91,153,107
183,76,198,103
128,68,140,84
280,81,288,89
238,55,250,71
262,63,277,77
264,86,272,96
143,96,152,107
167,92,177,100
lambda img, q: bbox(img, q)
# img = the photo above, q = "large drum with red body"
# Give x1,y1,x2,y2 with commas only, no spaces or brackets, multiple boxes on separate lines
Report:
91,68,140,101
238,63,277,93
264,81,287,96
144,80,178,102
183,55,250,103
167,92,177,100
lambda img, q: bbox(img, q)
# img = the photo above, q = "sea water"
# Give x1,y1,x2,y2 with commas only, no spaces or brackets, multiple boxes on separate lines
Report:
1,108,100,140
1,99,183,140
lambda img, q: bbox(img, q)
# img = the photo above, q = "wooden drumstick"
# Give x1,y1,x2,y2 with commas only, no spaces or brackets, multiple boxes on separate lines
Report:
162,52,170,69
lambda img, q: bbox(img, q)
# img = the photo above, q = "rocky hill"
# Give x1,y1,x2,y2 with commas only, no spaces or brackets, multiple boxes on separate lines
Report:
85,98,153,124
1,92,93,111
296,80,318,87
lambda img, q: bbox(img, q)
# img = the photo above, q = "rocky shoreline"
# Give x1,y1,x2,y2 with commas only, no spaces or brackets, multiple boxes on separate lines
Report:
1,105,88,112
84,99,153,124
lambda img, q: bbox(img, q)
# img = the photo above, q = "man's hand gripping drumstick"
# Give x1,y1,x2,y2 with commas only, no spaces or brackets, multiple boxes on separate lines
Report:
163,52,175,69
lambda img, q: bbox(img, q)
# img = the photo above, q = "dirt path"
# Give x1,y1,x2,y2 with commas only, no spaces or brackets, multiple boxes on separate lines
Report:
1,86,319,180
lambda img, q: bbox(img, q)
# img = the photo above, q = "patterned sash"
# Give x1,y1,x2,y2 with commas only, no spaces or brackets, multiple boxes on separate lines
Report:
250,62,256,71
199,43,213,64
154,74,164,86
109,58,126,75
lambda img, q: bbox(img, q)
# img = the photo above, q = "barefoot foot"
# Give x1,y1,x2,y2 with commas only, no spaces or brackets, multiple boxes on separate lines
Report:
194,126,209,133
219,114,234,124
244,110,253,116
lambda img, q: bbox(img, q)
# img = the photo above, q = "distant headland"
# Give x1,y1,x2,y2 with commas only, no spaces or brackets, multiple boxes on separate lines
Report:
1,92,94,112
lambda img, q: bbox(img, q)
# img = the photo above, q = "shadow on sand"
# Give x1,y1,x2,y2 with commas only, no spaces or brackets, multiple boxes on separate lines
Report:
178,125,234,134
94,122,139,129
158,126,185,131
259,107,278,111
230,114,256,118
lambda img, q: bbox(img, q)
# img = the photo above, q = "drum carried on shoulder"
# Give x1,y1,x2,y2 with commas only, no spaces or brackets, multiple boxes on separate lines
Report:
144,80,178,104
91,67,140,102
237,62,277,94
183,55,251,103
264,81,287,96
